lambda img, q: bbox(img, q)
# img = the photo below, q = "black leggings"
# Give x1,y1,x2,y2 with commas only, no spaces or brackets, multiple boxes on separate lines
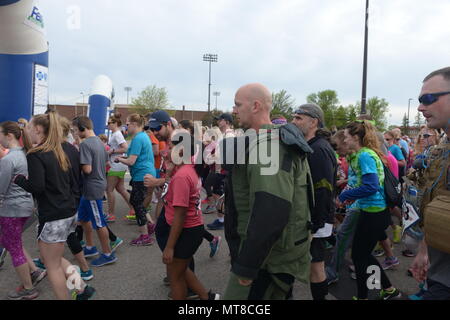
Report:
351,209,393,299
130,181,148,227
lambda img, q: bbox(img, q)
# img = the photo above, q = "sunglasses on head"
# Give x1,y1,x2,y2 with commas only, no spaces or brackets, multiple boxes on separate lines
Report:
418,91,450,106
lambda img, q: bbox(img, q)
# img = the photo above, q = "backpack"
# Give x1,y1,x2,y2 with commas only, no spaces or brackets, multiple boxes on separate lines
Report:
383,163,403,208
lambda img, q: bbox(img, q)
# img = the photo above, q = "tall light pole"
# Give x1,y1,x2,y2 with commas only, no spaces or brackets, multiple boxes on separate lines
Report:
124,86,132,104
360,0,369,115
407,98,413,134
203,54,218,117
213,91,220,111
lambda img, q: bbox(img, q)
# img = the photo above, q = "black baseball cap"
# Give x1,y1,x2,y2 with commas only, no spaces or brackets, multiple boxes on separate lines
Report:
214,113,233,123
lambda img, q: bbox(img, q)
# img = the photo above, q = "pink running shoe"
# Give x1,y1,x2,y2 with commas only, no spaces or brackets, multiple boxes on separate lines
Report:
130,235,154,246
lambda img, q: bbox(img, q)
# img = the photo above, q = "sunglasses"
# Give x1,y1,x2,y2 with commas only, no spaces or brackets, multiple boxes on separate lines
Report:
150,125,162,132
421,133,434,139
418,91,450,106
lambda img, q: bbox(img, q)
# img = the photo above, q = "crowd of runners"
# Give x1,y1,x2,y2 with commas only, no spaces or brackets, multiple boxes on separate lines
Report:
0,66,449,300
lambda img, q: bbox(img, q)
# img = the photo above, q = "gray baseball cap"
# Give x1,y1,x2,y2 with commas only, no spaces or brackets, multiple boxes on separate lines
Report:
294,103,325,128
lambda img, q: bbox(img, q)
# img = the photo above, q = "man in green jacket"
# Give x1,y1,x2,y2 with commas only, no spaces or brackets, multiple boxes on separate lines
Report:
223,83,313,300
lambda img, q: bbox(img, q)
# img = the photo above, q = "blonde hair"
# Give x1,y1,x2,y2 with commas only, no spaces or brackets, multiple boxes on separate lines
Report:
29,111,70,171
127,113,146,127
414,126,439,154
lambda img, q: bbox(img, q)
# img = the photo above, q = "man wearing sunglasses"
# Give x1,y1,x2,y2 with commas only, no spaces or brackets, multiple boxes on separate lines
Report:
410,67,450,300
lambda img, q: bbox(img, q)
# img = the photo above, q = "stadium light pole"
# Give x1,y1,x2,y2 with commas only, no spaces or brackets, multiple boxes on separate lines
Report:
360,0,369,115
203,54,218,118
407,98,413,134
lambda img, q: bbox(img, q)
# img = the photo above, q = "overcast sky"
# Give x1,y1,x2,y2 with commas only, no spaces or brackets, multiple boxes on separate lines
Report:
38,0,450,126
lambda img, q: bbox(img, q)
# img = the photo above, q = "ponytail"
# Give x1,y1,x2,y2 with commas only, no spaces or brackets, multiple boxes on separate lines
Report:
0,121,32,152
346,120,387,165
29,111,70,171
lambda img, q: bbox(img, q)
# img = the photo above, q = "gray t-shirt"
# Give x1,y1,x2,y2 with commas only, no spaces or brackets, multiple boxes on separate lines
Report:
80,136,108,200
0,148,34,217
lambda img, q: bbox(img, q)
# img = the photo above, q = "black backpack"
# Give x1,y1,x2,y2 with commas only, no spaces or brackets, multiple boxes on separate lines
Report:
383,164,403,208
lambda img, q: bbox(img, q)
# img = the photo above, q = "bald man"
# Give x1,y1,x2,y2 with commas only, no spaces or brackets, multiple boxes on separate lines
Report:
222,83,313,300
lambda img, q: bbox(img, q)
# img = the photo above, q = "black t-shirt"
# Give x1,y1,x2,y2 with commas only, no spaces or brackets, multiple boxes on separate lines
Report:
307,136,338,230
15,148,76,224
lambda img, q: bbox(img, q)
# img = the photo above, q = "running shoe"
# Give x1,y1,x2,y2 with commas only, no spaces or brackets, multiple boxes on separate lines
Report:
203,205,217,214
8,286,39,300
372,243,384,257
208,290,220,300
393,225,402,244
372,249,385,257
327,274,339,286
207,219,224,230
402,249,416,257
83,246,99,258
209,236,221,258
381,256,400,270
73,285,96,300
379,288,402,300
80,269,94,281
106,214,116,223
33,258,46,270
80,240,86,248
408,283,427,300
130,234,154,246
110,237,124,252
31,269,47,286
167,289,199,300
91,253,117,267
0,247,6,268
125,212,136,221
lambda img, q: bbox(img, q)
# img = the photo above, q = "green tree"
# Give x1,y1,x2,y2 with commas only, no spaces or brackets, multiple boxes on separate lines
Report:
346,104,359,123
334,106,349,129
306,90,339,128
352,97,389,131
271,89,296,121
414,111,424,128
131,85,170,115
402,113,409,134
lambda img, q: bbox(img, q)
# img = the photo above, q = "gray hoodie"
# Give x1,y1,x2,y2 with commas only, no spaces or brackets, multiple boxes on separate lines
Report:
0,147,34,217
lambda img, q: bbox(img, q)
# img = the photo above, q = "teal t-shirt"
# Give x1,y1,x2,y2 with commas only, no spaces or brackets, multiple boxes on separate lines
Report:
348,148,386,212
388,145,405,161
127,132,156,181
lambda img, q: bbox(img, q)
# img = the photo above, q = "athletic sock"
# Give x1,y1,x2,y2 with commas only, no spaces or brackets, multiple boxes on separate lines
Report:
218,217,224,223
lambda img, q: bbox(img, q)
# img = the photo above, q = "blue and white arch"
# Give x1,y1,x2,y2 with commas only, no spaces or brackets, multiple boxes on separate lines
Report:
88,75,114,135
0,0,49,123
